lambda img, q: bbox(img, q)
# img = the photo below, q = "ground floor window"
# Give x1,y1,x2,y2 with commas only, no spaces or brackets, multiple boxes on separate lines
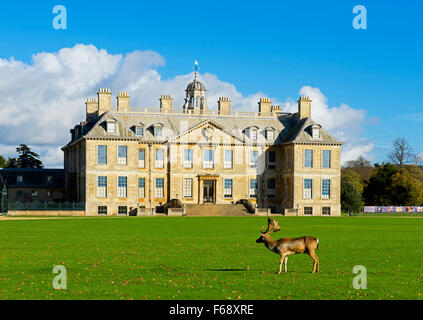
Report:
98,206,107,215
224,179,233,198
117,176,127,198
322,179,331,199
304,207,313,215
155,178,164,198
118,206,127,215
322,207,331,216
183,178,193,198
249,179,257,198
97,176,107,198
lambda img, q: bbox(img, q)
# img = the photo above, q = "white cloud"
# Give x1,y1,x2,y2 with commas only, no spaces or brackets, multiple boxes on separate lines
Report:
0,44,374,167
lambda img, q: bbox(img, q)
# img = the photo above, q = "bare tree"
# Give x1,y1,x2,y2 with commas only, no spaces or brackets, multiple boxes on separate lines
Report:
343,156,371,168
388,138,420,167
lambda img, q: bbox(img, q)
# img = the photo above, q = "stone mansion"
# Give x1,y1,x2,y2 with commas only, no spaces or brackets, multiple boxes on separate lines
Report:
62,71,342,216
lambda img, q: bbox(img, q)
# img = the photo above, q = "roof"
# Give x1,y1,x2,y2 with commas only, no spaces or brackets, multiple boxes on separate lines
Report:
186,79,206,92
0,168,65,188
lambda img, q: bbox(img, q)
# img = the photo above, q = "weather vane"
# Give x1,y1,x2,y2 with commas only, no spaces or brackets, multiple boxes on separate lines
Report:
193,60,200,79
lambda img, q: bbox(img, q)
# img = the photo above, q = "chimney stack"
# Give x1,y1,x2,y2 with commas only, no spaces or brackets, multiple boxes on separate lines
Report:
218,97,231,115
97,88,111,116
86,98,98,122
297,96,312,120
258,98,272,115
271,105,282,115
117,92,130,112
160,94,173,113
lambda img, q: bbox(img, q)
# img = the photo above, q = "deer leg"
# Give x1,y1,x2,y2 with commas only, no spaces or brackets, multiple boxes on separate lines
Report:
278,253,286,274
308,250,319,273
284,256,288,273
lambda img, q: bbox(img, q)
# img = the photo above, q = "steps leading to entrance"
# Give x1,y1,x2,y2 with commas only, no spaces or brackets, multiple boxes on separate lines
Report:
185,204,250,216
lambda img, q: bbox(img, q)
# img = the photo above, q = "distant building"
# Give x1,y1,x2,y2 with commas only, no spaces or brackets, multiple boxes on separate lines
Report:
62,70,342,216
0,168,66,206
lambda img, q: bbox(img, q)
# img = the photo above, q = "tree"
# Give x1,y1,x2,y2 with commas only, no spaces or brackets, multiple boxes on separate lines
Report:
363,163,399,206
343,156,371,169
388,138,421,167
14,144,43,168
391,166,423,206
341,180,362,213
0,155,6,168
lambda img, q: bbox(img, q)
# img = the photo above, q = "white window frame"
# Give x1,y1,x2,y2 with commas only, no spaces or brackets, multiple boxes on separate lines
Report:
97,176,107,198
184,149,193,169
138,149,145,168
322,179,331,199
266,129,274,141
303,179,312,199
250,128,257,140
249,151,258,169
203,149,214,169
224,150,233,169
304,149,313,168
322,150,331,168
136,126,144,137
223,179,233,198
155,149,164,168
117,145,127,165
249,179,258,198
117,176,127,198
107,122,116,133
138,177,145,198
183,178,193,198
155,178,164,198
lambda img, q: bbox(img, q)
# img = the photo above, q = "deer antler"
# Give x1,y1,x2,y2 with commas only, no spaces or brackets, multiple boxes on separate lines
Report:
260,217,280,234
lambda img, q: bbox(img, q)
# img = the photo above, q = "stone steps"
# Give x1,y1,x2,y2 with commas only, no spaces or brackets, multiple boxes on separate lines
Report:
185,204,250,216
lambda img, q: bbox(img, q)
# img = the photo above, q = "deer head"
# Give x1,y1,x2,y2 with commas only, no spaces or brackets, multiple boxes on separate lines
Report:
256,217,280,243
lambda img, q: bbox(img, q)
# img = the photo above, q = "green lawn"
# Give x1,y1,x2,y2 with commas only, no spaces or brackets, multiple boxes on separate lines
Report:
0,216,422,300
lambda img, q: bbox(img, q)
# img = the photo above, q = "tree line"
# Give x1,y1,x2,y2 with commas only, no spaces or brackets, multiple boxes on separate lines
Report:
0,144,43,169
341,138,423,213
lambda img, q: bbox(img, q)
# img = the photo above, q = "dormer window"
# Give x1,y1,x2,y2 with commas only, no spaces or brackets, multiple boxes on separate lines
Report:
311,124,321,139
17,175,23,184
107,122,116,133
247,127,258,140
265,127,275,141
136,126,144,137
154,124,163,138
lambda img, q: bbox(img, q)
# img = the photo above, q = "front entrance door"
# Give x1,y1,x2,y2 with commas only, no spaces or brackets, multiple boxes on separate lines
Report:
203,180,214,203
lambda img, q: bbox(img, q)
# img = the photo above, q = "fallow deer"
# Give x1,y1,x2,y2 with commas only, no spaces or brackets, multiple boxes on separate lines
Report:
256,218,319,274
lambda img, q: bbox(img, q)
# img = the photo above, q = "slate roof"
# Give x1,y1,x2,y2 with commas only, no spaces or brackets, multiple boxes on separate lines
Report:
0,168,65,188
63,109,342,149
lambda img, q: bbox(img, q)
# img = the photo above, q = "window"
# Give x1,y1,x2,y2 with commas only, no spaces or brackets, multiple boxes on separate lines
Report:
155,149,164,168
266,129,274,140
183,178,193,198
117,176,127,198
47,190,52,198
268,151,276,169
138,149,145,168
322,179,331,199
312,127,320,139
98,206,107,215
155,126,163,137
203,149,214,169
107,122,115,133
224,150,233,169
155,178,164,198
32,190,38,197
304,207,313,215
118,206,127,215
136,126,144,137
97,176,107,198
249,128,257,140
224,179,233,198
17,176,23,184
138,178,145,198
184,149,193,168
322,207,331,216
117,145,127,165
17,190,23,197
304,149,313,168
47,176,53,184
249,179,258,198
97,145,107,165
322,150,331,168
249,151,258,169
267,179,276,198
303,179,312,199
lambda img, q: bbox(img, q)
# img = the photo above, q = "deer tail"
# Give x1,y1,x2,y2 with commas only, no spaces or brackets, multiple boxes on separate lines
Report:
316,238,319,250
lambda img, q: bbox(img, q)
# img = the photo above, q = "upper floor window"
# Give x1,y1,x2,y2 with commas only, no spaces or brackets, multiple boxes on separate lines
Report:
311,124,321,139
154,124,163,138
97,145,107,165
155,149,164,168
249,128,258,140
267,179,276,198
249,151,258,169
47,176,53,184
203,149,214,169
117,145,127,165
184,149,193,168
16,176,23,184
322,150,331,168
224,150,233,169
32,190,38,197
304,149,313,168
138,149,145,168
266,128,275,141
268,151,276,169
107,122,116,133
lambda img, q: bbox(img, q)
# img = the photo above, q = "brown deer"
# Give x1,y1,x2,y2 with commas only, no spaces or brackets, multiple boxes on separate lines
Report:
256,218,319,274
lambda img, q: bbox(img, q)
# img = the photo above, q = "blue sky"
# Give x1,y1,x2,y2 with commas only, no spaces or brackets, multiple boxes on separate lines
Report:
0,0,422,166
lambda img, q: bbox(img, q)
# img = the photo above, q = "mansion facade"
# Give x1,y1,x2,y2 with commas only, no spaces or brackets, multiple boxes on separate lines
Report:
62,71,342,216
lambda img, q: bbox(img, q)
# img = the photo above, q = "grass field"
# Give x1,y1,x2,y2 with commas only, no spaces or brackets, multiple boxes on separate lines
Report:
0,216,422,300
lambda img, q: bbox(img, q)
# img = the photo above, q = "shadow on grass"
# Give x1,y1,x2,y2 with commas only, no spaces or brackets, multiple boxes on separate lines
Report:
206,268,248,272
